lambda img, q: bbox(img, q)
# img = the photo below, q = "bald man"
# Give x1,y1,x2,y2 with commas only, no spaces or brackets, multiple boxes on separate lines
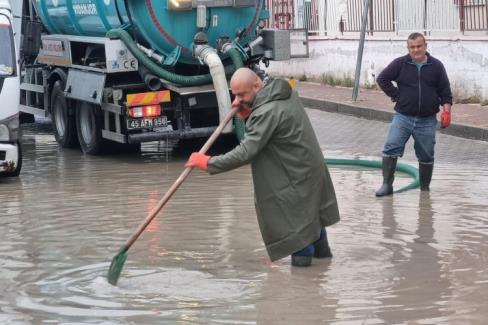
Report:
186,68,340,267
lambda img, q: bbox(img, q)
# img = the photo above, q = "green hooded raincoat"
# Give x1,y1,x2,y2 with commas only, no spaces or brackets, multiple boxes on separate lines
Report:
208,78,340,261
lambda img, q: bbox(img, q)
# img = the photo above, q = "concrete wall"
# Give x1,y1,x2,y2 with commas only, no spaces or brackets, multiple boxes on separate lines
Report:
266,37,488,101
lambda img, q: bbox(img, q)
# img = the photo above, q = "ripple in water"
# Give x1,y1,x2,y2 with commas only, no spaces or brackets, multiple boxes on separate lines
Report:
16,262,255,319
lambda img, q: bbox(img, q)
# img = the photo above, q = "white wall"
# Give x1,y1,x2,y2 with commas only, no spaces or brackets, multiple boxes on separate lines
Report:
266,37,488,101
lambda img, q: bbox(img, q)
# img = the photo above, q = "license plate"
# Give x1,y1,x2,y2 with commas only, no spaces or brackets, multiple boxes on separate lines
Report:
127,116,167,130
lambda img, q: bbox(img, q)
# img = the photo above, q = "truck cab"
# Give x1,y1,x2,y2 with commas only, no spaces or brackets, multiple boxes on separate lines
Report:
0,0,21,176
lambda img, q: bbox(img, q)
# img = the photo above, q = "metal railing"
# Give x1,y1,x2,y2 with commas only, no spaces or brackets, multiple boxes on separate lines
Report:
396,0,460,33
341,0,394,33
266,0,328,33
459,0,488,31
266,0,294,29
265,0,488,35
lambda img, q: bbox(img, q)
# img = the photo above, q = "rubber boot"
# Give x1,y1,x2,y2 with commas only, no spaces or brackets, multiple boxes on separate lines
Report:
314,228,332,258
291,244,314,267
419,162,433,191
375,157,397,197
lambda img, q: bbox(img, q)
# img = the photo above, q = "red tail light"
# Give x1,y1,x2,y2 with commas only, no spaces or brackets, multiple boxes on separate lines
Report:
128,105,161,118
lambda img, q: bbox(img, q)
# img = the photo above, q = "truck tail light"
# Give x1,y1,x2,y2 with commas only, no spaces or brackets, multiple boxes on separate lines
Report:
128,105,161,118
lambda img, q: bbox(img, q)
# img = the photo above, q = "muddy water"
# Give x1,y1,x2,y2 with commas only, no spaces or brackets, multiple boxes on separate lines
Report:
1,112,488,324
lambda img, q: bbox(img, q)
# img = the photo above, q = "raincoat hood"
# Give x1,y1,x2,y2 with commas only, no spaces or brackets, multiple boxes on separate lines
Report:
252,78,292,110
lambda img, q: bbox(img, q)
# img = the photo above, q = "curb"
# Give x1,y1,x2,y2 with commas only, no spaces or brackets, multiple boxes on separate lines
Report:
300,96,488,142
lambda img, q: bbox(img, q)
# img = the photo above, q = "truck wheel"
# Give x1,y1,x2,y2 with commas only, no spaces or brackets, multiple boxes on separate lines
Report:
51,81,78,148
118,142,141,153
103,141,140,154
19,112,35,124
76,101,106,155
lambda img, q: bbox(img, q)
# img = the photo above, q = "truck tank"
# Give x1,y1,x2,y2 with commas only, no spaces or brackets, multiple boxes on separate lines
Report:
33,0,267,65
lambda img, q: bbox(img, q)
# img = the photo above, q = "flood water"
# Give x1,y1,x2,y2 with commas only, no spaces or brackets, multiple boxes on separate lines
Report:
1,110,488,324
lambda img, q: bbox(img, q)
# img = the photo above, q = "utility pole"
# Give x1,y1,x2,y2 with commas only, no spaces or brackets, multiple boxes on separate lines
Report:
352,0,370,102
423,0,428,35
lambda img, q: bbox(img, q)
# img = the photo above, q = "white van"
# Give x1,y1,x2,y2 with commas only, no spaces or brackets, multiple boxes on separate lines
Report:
0,0,21,176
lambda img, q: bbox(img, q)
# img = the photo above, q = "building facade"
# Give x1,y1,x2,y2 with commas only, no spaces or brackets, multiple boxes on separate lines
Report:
266,0,488,101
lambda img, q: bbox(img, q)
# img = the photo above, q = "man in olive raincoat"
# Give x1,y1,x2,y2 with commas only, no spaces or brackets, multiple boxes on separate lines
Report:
186,68,340,266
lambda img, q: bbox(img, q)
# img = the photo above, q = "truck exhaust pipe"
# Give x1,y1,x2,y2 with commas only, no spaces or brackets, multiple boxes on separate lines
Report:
138,65,162,91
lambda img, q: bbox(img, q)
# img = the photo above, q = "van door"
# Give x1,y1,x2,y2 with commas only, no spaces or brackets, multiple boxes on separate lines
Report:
0,11,22,176
0,14,15,78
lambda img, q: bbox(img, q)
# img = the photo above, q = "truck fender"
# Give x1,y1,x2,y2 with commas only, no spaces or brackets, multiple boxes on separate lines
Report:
46,68,70,115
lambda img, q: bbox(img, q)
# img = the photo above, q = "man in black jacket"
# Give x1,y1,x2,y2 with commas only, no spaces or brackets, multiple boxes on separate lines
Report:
375,33,452,196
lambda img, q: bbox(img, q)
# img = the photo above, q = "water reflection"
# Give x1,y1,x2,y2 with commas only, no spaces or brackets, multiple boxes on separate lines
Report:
1,115,488,323
378,193,452,323
255,265,337,324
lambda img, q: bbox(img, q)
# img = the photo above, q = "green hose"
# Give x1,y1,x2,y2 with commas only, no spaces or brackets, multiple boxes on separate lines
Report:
107,29,246,87
227,47,247,139
227,48,244,69
233,116,247,140
107,29,214,86
326,158,419,193
235,118,418,193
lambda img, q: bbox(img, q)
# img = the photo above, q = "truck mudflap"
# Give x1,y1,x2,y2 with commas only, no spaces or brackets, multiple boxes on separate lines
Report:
127,127,216,143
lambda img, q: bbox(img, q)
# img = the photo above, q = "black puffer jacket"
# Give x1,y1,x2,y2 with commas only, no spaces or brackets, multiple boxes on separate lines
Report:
376,53,452,117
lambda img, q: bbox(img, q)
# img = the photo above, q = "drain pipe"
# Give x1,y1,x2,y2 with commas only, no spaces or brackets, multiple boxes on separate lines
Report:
193,32,233,134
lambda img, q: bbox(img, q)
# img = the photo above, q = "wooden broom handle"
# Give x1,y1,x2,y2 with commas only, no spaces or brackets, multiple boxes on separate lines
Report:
123,106,240,251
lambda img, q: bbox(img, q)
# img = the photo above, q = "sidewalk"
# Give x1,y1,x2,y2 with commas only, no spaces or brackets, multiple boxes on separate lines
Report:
296,82,488,142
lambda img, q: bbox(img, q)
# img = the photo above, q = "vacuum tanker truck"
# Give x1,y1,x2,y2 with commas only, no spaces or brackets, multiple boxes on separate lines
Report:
18,0,290,154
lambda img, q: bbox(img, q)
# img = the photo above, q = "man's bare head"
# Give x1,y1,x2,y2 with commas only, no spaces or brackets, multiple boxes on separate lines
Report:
230,68,260,88
230,68,263,110
407,32,427,63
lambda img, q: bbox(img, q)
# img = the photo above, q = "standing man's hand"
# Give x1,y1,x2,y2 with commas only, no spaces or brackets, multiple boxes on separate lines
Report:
440,104,452,128
185,152,210,171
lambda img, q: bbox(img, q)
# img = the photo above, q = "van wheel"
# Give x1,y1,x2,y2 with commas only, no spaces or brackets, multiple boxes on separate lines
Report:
76,101,107,155
2,142,22,177
51,81,78,148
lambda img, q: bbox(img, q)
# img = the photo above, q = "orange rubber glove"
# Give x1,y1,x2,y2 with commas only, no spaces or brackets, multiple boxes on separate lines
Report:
185,152,210,171
236,106,252,120
440,110,451,128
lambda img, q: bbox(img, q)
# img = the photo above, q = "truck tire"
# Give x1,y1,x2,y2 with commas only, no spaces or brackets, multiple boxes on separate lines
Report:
51,81,78,148
76,101,106,155
117,142,141,154
19,112,35,124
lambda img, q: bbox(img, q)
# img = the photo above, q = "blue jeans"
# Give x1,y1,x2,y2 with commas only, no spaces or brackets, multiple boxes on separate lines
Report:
383,113,437,163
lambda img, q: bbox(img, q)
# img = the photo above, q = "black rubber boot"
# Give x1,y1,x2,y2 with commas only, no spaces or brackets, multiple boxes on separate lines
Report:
314,228,332,258
419,162,434,191
375,157,397,197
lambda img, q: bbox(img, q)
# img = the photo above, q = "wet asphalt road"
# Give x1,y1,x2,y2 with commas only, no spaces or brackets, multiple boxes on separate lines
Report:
1,109,488,324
